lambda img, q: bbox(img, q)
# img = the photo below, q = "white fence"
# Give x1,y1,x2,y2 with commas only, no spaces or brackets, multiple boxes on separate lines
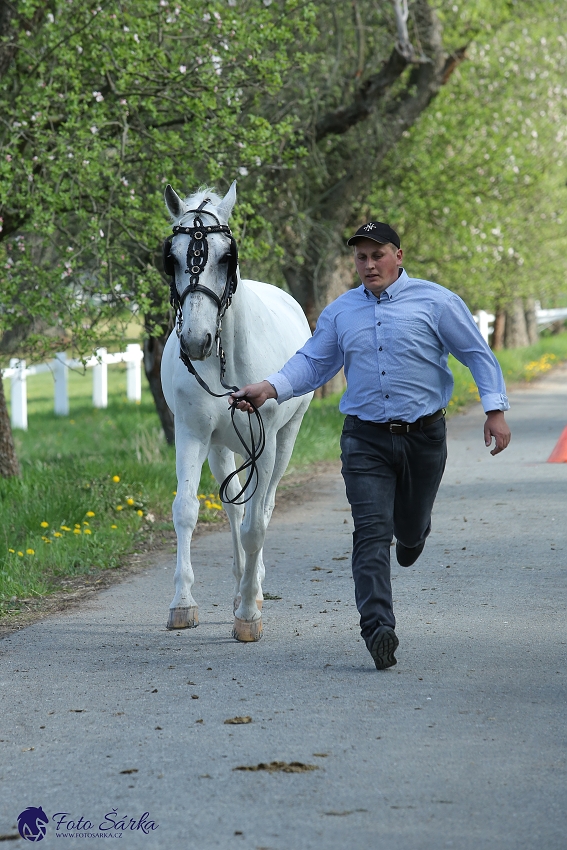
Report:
473,306,567,344
2,344,144,431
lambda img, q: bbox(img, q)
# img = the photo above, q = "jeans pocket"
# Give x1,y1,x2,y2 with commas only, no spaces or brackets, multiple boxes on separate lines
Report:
342,415,363,434
420,417,446,443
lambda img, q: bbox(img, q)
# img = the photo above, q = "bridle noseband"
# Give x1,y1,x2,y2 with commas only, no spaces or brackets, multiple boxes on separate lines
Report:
163,198,265,505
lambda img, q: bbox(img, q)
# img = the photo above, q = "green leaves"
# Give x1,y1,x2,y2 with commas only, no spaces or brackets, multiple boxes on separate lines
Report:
370,4,567,310
0,0,317,361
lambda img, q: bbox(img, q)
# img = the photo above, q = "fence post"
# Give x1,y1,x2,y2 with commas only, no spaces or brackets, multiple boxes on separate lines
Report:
126,343,142,403
53,352,69,416
477,310,491,344
93,348,108,408
10,358,28,431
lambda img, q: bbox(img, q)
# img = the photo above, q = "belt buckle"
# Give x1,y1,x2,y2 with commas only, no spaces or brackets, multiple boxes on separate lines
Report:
389,422,410,434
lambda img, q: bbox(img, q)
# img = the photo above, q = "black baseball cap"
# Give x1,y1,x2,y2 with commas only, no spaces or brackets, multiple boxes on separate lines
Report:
347,221,401,249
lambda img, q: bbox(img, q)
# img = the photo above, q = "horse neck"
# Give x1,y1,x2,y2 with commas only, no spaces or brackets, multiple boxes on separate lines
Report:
218,276,256,375
220,274,245,347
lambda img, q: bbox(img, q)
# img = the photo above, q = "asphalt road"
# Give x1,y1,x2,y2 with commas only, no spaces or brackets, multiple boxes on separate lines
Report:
1,365,566,849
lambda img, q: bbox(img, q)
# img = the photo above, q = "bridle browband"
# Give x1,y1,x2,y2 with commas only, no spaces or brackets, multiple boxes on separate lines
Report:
163,198,265,505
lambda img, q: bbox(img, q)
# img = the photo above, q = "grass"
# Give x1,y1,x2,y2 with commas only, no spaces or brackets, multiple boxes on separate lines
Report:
2,331,567,611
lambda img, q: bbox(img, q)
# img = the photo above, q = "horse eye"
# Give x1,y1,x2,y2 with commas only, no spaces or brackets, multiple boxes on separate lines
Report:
219,253,231,264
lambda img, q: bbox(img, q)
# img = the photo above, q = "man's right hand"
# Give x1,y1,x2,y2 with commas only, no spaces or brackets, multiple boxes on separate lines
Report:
229,380,277,413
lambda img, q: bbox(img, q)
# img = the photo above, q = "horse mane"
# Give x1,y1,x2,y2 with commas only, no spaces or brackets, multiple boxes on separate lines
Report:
175,186,223,225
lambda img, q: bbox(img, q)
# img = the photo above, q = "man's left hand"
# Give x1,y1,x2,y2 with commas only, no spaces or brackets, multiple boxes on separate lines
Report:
484,411,511,456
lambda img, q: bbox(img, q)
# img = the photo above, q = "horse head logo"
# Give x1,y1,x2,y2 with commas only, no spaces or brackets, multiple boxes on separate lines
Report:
17,807,49,842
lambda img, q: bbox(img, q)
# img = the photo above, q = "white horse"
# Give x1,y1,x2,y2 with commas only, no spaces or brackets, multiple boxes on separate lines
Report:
160,182,312,641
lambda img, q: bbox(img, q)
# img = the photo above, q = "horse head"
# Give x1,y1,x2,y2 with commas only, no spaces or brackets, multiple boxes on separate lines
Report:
164,182,238,360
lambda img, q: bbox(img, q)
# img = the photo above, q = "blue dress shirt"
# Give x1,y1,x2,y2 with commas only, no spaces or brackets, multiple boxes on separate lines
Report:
267,269,509,422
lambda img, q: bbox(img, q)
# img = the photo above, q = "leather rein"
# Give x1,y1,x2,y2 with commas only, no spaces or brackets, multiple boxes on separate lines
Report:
163,199,265,505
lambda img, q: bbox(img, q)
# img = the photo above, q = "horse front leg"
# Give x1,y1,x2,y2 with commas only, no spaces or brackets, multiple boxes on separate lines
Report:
167,432,209,630
232,441,276,642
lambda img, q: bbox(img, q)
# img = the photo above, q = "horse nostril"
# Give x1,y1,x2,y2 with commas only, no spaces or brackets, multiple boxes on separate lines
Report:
204,333,212,352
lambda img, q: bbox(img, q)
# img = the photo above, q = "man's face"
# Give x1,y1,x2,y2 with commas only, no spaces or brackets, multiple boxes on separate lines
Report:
353,238,403,295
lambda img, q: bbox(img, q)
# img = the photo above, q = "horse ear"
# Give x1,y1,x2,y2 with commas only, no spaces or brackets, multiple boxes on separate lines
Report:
217,181,237,223
164,184,186,220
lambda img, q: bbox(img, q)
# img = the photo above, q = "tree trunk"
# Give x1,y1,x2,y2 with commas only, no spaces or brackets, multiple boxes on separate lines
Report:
0,371,21,477
524,296,539,345
504,298,530,348
492,310,506,351
312,254,352,398
143,334,175,445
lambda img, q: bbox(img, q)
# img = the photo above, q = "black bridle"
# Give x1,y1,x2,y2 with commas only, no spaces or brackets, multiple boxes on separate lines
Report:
163,199,265,505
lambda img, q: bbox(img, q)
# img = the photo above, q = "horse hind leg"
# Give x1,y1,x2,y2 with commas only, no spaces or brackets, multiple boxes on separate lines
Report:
264,403,309,522
207,446,263,613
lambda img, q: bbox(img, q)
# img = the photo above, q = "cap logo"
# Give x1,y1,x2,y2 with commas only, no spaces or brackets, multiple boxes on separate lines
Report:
363,223,376,231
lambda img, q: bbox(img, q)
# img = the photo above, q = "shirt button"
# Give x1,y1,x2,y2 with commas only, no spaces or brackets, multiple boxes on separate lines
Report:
385,394,389,399
377,321,381,326
382,371,385,375
379,346,383,351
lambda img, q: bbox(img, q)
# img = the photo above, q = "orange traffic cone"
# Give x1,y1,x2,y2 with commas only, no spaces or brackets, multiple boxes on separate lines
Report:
547,426,567,463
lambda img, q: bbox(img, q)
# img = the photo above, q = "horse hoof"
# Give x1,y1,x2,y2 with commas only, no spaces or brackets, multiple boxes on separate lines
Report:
166,606,199,630
232,616,263,642
233,594,263,614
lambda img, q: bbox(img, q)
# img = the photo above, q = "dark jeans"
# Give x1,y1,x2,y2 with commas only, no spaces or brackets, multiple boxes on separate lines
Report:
340,414,447,646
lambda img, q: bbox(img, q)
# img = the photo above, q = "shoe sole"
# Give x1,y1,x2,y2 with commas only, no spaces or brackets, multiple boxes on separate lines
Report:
370,627,399,670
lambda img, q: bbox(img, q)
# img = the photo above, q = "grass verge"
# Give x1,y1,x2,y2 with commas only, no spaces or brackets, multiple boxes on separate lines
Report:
2,332,567,612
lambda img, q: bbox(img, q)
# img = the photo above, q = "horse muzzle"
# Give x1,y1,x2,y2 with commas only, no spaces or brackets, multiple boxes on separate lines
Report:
180,333,213,361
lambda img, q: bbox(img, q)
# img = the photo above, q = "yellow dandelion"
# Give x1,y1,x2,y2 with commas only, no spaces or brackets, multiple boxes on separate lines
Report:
86,511,95,517
26,548,35,555
83,528,92,535
83,521,89,526
43,538,52,544
126,498,134,506
73,529,81,535
74,523,81,529
173,491,177,495
111,524,117,529
116,505,123,511
205,500,212,509
53,532,62,538
17,551,24,557
8,548,15,553
61,526,71,532
40,521,49,528
136,509,143,516
198,494,205,500
112,475,120,483
70,419,75,424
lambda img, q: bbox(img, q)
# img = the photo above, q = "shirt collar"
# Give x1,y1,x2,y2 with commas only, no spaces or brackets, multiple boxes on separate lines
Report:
363,268,409,301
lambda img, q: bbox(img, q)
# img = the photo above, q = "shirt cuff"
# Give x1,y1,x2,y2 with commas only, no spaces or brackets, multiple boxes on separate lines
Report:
265,372,294,404
480,392,510,413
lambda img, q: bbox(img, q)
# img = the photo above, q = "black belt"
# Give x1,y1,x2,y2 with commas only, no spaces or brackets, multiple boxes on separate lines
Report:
350,409,445,434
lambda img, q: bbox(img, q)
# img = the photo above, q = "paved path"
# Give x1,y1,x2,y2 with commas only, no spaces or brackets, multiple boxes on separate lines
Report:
1,366,566,849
